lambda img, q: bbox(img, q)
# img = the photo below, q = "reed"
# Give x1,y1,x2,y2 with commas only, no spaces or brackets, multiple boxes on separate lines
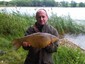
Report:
0,12,85,36
49,15,85,35
0,12,35,37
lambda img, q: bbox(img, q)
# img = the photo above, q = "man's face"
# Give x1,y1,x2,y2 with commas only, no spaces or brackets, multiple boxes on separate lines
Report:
36,10,48,25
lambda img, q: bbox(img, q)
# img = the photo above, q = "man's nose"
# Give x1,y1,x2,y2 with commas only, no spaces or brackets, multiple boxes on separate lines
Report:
40,17,43,20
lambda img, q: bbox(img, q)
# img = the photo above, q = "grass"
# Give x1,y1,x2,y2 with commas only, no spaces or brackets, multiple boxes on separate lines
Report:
0,12,35,36
53,46,85,64
0,12,85,64
49,15,85,35
0,12,85,36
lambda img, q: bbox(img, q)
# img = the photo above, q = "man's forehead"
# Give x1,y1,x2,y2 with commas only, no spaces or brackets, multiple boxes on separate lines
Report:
36,9,47,14
36,9,47,16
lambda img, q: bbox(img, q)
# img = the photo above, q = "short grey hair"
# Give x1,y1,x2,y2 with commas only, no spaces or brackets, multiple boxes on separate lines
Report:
36,9,48,17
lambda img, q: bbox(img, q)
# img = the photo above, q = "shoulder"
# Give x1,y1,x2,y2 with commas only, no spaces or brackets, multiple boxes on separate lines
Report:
44,24,59,36
26,25,33,31
45,24,57,32
25,25,35,35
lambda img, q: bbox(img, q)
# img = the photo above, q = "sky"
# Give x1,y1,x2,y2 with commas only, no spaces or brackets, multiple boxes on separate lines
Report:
55,0,85,3
0,0,85,3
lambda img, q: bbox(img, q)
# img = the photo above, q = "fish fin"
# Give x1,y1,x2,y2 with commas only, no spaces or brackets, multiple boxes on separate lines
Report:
12,39,21,50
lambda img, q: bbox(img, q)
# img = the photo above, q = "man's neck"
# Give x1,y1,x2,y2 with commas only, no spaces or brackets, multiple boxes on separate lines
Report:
35,22,44,32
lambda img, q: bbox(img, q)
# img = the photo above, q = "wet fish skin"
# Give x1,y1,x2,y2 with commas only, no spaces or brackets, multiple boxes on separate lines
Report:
12,33,59,50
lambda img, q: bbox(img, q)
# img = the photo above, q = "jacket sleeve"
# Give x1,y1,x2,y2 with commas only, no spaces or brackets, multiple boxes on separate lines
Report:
44,41,58,53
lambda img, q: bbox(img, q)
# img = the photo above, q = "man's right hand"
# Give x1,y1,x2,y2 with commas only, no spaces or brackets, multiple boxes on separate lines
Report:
22,42,31,47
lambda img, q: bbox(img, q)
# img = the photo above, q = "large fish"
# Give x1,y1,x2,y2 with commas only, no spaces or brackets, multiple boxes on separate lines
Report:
12,32,59,50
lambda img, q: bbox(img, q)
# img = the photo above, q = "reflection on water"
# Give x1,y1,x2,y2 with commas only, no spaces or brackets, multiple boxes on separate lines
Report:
64,34,85,50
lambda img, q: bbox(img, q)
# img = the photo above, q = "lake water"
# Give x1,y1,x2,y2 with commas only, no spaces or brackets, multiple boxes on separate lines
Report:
0,7,85,50
0,7,85,20
64,34,85,50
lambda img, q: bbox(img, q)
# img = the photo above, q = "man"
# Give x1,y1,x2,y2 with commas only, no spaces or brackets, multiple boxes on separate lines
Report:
22,9,59,64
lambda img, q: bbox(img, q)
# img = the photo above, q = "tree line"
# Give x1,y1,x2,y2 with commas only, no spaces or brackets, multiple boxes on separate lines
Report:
0,0,85,7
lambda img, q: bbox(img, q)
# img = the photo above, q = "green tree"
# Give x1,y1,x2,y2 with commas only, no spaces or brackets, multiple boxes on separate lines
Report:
10,0,32,6
42,0,56,7
70,1,77,7
60,1,69,7
78,2,85,7
11,0,31,2
10,0,56,7
55,2,59,7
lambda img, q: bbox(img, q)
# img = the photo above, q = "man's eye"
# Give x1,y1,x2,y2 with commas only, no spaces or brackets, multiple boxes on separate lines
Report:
38,16,44,18
42,16,45,18
38,16,40,18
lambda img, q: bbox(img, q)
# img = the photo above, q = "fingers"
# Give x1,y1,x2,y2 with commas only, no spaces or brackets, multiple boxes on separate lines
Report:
22,42,31,47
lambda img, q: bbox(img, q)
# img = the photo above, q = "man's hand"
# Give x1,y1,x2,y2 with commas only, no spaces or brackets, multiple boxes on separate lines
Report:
22,42,31,47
